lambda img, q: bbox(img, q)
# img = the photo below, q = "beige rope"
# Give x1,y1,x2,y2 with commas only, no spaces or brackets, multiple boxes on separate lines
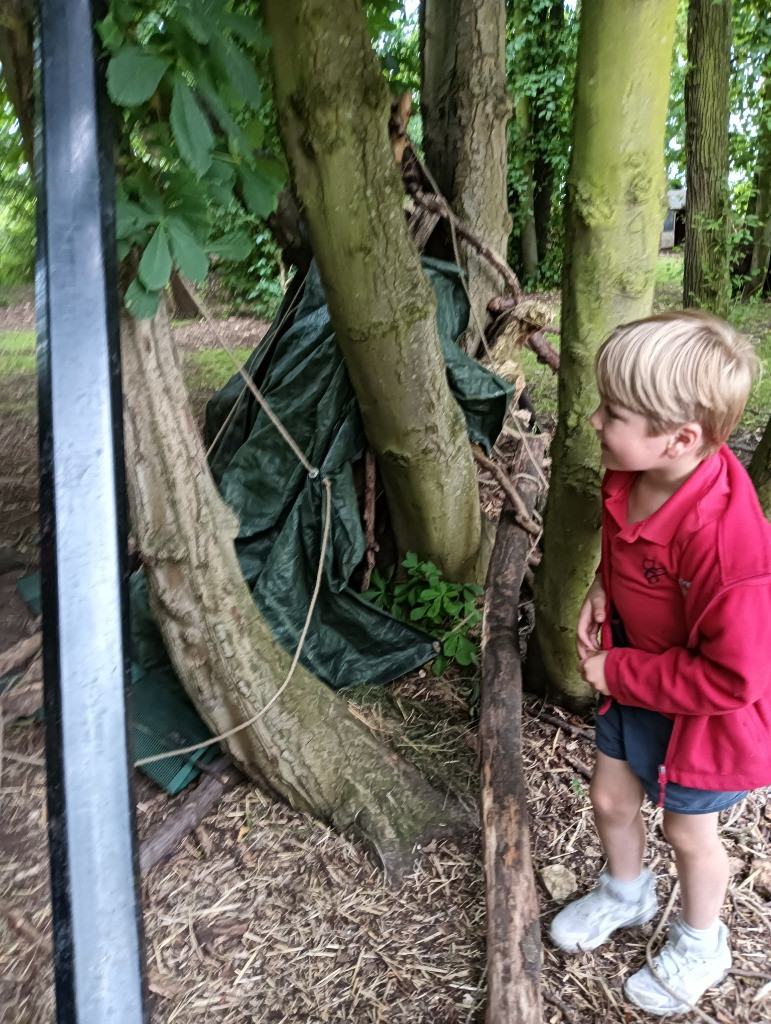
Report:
134,475,332,767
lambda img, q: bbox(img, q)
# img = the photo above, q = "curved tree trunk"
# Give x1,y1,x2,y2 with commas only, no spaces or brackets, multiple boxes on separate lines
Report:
742,68,771,301
120,308,473,879
749,414,771,518
263,0,482,582
528,0,678,711
420,0,512,345
683,0,732,315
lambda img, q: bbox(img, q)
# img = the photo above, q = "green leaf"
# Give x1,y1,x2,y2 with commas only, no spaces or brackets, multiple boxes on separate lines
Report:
443,632,459,657
220,12,268,48
409,605,427,621
170,78,214,178
429,596,442,619
240,162,281,219
207,230,252,261
431,654,448,677
454,636,479,667
213,36,263,110
107,48,170,106
96,13,124,53
419,588,439,601
125,277,160,319
138,223,172,291
167,216,209,282
403,552,418,569
115,198,159,240
177,6,211,44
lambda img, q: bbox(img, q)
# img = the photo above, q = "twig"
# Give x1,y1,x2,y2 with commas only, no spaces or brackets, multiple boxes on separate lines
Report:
412,190,523,301
526,707,595,742
361,448,378,593
472,448,541,537
0,632,41,677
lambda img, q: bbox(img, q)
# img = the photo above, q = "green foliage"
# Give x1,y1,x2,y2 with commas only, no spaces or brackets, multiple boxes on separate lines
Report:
212,223,284,318
363,552,483,676
506,0,578,287
99,0,286,317
0,331,36,375
0,82,34,285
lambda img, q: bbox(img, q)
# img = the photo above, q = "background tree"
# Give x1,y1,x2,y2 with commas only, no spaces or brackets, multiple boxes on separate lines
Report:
528,0,679,710
420,0,512,344
741,44,771,299
683,0,732,314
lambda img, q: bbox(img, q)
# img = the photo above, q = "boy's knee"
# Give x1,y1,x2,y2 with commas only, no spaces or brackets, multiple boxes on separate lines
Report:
662,814,719,856
590,778,640,825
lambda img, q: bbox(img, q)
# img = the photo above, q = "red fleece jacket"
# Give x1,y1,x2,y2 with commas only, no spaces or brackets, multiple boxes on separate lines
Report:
599,446,771,792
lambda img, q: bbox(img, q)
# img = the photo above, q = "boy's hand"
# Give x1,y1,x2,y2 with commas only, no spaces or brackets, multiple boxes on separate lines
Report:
576,575,606,660
580,651,610,695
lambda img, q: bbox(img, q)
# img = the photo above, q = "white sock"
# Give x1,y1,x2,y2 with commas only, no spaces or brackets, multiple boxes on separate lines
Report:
606,869,650,902
676,916,722,953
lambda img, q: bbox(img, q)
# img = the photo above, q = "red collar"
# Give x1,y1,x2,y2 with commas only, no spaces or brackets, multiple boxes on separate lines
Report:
604,449,728,546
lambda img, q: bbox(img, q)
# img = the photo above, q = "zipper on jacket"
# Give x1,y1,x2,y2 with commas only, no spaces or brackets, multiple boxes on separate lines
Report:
657,764,668,808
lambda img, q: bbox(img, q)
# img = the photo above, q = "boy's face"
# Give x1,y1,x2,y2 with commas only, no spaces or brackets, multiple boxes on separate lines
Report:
589,399,672,472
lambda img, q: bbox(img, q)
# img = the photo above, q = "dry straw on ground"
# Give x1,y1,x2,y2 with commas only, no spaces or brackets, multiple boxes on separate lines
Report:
2,674,770,1024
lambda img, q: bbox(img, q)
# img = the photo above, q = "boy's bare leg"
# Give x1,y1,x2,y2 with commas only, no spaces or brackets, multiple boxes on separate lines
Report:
663,811,729,930
590,752,647,880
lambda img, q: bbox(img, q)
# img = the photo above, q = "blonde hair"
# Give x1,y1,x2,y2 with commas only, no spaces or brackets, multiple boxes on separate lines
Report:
595,310,758,449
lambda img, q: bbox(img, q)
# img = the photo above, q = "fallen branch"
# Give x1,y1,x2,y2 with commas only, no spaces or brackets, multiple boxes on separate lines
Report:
479,434,548,1024
412,190,523,302
526,706,594,742
360,448,378,593
0,632,41,677
139,755,243,876
472,447,541,538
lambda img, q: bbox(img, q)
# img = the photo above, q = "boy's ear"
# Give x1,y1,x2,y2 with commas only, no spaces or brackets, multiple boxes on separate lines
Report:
667,422,703,457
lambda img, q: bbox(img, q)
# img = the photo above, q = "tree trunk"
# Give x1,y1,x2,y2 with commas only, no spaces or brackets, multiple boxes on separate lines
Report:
683,0,732,315
511,0,540,283
120,308,473,880
749,414,771,518
0,0,35,168
263,0,482,582
531,0,565,263
420,0,512,340
528,0,678,711
742,69,771,301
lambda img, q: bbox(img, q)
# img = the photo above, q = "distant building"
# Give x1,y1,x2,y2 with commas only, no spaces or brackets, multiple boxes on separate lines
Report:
660,188,686,250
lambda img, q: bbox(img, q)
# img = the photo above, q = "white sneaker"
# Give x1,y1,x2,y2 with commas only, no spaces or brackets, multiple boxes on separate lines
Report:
624,921,732,1015
549,870,657,952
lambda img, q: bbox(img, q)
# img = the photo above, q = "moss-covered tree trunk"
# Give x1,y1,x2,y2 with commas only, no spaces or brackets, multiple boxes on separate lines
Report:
742,68,771,301
120,308,472,879
683,0,732,315
420,0,512,341
750,415,771,517
528,0,678,711
263,0,482,582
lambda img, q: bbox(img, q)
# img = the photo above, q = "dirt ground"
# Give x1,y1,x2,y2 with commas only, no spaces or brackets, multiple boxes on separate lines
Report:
1,304,770,1024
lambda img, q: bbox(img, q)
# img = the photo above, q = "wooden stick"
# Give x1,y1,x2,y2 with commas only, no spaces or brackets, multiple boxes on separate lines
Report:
412,190,524,301
472,448,541,537
139,756,242,876
479,435,548,1024
360,448,378,593
0,633,41,677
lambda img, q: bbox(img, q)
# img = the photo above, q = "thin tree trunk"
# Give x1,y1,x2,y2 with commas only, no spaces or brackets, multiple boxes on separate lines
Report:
120,308,473,880
531,0,565,263
263,0,482,582
528,0,678,711
420,0,512,343
511,0,539,283
749,415,771,518
742,70,771,301
683,0,732,315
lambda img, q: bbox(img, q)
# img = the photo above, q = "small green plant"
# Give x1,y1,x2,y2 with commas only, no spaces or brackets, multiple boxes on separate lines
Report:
363,552,483,675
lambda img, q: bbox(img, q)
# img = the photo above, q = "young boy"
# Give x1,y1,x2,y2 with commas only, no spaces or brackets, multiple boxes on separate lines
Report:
549,310,771,1015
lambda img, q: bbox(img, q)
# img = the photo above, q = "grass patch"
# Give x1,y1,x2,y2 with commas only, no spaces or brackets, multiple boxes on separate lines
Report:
0,331,36,375
183,348,254,395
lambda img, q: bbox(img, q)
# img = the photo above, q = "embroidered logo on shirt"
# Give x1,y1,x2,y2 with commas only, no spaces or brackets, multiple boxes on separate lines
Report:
642,559,667,585
678,578,692,595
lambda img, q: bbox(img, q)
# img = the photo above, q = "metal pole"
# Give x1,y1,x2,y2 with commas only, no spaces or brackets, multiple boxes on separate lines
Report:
36,0,146,1020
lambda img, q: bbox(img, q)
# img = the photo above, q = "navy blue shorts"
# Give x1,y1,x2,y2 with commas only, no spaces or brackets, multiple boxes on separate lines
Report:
595,700,748,815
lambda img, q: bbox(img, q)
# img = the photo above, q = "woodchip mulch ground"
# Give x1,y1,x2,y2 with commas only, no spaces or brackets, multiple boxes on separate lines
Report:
1,307,769,1024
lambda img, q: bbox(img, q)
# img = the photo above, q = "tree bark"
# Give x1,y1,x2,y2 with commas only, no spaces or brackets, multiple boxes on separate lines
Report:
528,0,678,711
0,0,35,168
531,0,565,263
683,0,732,315
263,0,482,582
120,308,473,880
749,415,771,518
742,69,771,301
421,0,512,342
511,0,539,283
480,437,547,1024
